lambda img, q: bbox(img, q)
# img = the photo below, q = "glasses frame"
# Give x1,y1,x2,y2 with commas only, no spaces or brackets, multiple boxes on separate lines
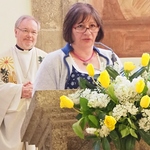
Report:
16,27,38,36
74,25,99,33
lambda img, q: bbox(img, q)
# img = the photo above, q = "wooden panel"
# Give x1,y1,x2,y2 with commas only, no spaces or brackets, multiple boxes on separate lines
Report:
91,0,150,57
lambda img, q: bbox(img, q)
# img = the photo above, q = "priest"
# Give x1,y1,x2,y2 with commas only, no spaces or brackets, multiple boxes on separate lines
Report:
0,15,47,150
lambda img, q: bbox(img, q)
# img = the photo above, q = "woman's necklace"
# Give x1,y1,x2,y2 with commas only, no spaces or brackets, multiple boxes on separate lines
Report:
72,50,95,66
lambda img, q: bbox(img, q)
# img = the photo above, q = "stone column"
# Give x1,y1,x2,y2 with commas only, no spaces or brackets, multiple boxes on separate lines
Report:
31,0,91,53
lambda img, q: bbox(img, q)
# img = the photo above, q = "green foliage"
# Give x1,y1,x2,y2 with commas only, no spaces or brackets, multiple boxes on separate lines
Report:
79,78,96,89
138,129,150,145
93,140,101,150
102,137,111,150
129,67,146,81
109,130,121,150
106,66,119,80
106,85,118,104
72,119,84,139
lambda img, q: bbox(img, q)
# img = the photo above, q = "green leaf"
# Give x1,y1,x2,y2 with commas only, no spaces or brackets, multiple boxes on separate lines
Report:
129,128,138,138
80,116,88,129
80,97,89,111
106,66,119,80
129,67,146,81
72,119,84,139
120,127,130,138
106,85,118,104
93,140,101,150
142,85,148,95
76,113,82,120
96,110,106,120
79,78,96,89
138,129,150,145
125,136,136,150
109,130,121,150
127,118,137,130
102,137,111,150
119,124,127,131
106,101,116,112
88,115,99,127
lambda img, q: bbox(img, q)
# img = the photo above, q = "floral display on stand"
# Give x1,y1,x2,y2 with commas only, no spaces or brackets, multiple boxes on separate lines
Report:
60,53,150,150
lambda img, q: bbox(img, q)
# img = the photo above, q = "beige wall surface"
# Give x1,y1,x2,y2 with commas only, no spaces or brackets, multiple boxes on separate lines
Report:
0,0,31,52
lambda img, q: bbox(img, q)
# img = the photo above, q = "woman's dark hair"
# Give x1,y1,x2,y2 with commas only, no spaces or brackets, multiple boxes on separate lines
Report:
63,2,104,43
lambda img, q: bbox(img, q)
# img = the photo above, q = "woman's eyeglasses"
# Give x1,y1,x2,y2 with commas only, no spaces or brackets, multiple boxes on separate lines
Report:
74,24,99,33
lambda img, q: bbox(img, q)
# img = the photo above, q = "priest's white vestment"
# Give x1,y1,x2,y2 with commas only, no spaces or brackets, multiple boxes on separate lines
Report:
0,46,47,150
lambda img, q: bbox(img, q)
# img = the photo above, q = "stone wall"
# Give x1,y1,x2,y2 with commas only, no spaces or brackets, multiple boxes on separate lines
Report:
31,0,90,53
32,0,150,57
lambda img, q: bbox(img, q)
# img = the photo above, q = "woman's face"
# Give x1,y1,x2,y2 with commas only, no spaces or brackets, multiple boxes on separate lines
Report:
72,16,99,48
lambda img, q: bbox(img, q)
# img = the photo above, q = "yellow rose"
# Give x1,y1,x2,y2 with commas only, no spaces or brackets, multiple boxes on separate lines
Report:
98,70,110,88
104,115,116,131
60,95,74,108
141,53,150,67
124,62,136,71
86,63,95,77
140,95,150,108
135,79,145,93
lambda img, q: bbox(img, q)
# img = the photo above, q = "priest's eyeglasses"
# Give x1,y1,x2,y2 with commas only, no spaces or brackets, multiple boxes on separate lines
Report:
74,24,99,33
17,27,38,36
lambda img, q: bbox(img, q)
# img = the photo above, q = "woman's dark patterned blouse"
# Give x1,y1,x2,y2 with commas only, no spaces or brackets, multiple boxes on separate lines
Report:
65,66,94,89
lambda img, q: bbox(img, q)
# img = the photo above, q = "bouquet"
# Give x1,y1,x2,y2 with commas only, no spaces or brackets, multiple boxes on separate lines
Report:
60,53,150,150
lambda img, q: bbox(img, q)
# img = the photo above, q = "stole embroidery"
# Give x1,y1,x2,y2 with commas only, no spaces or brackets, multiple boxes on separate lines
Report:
0,56,16,83
0,55,45,83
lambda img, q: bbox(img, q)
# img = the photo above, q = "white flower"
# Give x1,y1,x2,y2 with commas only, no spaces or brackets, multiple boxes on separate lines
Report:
112,102,138,121
112,104,128,120
139,109,150,132
99,124,110,138
141,70,150,80
81,88,92,99
88,93,110,108
69,88,111,108
113,76,137,104
147,81,150,95
68,89,83,104
86,127,97,135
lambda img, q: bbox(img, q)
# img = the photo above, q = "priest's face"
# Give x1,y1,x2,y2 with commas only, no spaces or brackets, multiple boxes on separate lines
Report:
15,19,38,50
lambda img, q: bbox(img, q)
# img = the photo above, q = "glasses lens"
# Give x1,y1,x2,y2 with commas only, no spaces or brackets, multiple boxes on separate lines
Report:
75,25,99,33
17,28,38,35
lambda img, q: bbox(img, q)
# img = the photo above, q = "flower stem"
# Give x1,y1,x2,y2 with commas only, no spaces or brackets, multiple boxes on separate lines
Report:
73,107,82,114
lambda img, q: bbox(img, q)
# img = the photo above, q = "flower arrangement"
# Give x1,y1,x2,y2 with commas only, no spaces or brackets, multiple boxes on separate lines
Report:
60,53,150,150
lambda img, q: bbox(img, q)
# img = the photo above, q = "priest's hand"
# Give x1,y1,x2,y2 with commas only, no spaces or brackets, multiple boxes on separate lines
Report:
21,82,33,99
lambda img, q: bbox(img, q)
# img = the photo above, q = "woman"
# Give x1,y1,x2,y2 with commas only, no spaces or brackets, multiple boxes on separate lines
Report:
34,2,122,91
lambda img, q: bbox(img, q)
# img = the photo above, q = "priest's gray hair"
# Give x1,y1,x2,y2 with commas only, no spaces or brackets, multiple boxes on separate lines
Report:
15,15,40,31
